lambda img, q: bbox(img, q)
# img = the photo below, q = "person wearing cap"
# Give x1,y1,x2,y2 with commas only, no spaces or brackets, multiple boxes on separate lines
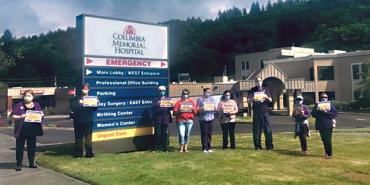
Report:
71,84,98,158
247,77,274,150
311,93,337,159
292,95,311,155
151,86,173,152
173,89,196,152
11,90,44,171
196,87,216,153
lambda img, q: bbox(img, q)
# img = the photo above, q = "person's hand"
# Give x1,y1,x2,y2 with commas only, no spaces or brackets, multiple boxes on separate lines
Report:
79,99,83,104
20,114,27,119
301,110,305,115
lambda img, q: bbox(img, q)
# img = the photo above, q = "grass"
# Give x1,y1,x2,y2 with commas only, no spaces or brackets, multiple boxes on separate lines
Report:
37,128,370,185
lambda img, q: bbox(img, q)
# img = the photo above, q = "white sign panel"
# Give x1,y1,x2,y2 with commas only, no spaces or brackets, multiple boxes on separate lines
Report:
84,16,168,60
84,57,168,68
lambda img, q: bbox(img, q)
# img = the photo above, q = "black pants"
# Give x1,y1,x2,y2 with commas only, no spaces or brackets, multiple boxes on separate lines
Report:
319,128,333,156
297,124,309,152
73,122,93,157
200,120,213,150
153,124,169,151
221,122,236,149
16,135,36,167
252,113,273,150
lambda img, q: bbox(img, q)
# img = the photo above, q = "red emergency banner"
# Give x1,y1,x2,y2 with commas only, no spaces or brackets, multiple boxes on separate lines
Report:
85,57,168,68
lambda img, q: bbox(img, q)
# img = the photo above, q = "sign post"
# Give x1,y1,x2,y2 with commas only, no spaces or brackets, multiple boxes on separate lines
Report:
76,14,168,153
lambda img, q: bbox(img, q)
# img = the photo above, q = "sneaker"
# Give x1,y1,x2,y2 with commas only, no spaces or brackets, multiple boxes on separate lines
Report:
203,150,208,153
29,164,38,168
207,149,214,153
15,166,22,171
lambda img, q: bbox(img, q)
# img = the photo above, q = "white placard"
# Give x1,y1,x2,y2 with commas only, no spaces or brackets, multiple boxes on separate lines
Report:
84,16,168,60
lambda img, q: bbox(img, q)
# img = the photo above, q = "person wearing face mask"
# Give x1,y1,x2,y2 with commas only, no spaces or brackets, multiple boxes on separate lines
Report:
311,93,337,159
173,89,196,152
11,90,44,171
151,86,173,152
292,95,311,155
71,84,98,158
196,88,216,153
217,90,239,149
247,77,274,150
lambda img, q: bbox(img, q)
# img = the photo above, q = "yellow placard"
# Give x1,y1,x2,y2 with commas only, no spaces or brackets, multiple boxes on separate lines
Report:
203,102,215,111
83,96,98,107
318,101,331,111
223,104,235,113
180,102,193,112
24,111,43,123
92,127,154,142
160,98,173,107
254,92,265,101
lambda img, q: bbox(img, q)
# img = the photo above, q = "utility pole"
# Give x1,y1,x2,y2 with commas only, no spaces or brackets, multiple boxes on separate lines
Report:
54,76,57,87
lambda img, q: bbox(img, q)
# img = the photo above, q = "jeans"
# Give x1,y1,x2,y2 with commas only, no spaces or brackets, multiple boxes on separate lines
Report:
319,128,333,156
177,120,193,144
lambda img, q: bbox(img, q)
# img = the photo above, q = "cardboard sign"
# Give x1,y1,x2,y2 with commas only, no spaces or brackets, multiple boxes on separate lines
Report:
254,92,265,101
24,110,43,123
83,96,99,107
203,102,215,111
180,102,193,113
318,101,331,111
223,104,235,113
160,98,173,108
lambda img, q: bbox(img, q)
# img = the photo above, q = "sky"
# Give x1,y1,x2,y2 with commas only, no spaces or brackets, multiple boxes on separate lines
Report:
0,0,276,37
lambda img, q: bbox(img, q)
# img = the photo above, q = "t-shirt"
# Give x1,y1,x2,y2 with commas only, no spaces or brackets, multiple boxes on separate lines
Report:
217,100,238,123
196,96,216,121
173,99,196,122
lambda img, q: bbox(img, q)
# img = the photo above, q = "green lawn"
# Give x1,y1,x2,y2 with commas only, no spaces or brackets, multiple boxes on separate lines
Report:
37,128,370,185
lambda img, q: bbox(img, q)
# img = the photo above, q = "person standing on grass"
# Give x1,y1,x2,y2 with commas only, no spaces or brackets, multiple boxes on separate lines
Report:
11,90,44,171
173,89,196,152
71,84,98,158
311,93,337,159
151,86,173,152
217,90,239,149
292,95,311,155
247,77,274,150
197,88,216,153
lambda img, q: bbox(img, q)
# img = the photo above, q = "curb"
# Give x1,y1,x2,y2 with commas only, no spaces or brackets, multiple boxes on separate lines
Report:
338,112,370,116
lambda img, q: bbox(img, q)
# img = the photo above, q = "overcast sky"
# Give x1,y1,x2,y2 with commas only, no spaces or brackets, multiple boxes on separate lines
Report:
0,0,276,37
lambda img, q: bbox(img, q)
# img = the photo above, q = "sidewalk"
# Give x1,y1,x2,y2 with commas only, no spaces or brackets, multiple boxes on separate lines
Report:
0,134,88,185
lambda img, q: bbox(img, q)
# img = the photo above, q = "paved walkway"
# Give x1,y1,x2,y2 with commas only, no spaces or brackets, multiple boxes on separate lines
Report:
0,134,88,185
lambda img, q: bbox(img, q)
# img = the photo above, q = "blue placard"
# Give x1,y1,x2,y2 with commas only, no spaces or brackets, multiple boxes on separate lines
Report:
85,67,168,78
98,98,154,109
94,108,152,119
93,118,151,131
85,78,168,88
89,88,162,99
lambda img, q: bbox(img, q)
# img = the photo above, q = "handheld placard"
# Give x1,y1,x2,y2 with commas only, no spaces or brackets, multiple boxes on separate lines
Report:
24,110,43,123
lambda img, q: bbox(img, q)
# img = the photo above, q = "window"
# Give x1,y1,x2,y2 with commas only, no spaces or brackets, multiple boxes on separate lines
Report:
242,76,246,80
317,66,334,80
309,67,314,81
352,64,360,80
352,63,369,80
260,60,264,69
241,61,249,70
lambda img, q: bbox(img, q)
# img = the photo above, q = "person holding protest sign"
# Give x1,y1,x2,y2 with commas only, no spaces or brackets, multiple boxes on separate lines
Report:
311,93,337,159
151,86,173,152
11,90,44,171
173,89,196,152
196,88,216,153
217,90,239,149
247,77,274,150
71,84,98,158
292,95,311,155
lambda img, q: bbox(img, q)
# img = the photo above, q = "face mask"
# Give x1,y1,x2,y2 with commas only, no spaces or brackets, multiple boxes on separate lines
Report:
225,95,231,100
160,91,166,96
82,90,89,95
24,97,33,103
205,92,212,97
183,94,189,99
320,98,327,102
297,100,303,104
256,82,262,87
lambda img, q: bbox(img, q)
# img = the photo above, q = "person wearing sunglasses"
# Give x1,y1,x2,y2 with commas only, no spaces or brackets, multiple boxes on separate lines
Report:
247,77,274,150
173,89,196,152
311,93,337,159
292,95,311,155
151,86,173,152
